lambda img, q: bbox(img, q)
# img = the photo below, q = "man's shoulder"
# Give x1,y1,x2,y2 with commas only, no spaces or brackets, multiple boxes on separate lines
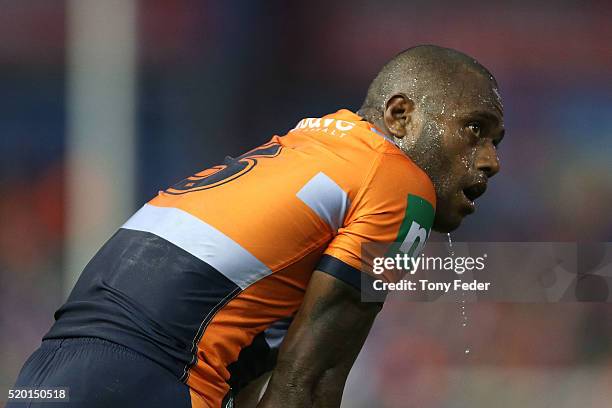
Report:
282,109,395,165
365,149,437,210
281,109,435,206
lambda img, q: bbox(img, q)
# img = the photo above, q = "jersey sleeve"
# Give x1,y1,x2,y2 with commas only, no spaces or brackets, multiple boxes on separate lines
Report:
316,151,436,294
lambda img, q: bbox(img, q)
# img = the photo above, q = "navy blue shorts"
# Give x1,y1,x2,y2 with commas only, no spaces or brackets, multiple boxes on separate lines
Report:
7,337,193,407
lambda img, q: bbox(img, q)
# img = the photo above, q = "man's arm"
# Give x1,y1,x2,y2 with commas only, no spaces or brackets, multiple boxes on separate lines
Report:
235,371,271,407
256,270,382,408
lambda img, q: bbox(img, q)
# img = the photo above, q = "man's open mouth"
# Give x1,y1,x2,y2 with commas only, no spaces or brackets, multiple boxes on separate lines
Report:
462,182,487,210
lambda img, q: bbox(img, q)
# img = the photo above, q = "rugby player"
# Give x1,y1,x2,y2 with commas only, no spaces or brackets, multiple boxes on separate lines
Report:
9,45,503,407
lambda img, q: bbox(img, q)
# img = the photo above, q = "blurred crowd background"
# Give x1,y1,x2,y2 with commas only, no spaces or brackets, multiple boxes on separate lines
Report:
1,1,611,407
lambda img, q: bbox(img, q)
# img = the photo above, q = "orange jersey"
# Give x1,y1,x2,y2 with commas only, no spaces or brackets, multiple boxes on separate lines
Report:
46,109,435,407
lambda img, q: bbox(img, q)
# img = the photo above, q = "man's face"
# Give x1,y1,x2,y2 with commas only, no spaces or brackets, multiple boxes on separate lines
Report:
404,72,505,232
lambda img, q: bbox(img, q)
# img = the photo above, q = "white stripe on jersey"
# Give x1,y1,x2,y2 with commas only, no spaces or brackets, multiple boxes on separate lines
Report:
296,171,350,232
121,204,271,289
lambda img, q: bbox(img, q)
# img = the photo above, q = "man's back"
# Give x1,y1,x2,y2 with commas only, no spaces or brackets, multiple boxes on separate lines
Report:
40,109,435,407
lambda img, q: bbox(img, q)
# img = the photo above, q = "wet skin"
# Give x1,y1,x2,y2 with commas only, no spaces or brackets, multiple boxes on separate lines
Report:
426,72,504,232
382,69,505,232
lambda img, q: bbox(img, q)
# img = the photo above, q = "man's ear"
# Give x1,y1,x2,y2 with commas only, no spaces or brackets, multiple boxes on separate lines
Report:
383,94,416,139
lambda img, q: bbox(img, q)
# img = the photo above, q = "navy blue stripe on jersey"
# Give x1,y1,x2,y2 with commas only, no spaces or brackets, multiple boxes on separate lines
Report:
317,254,384,299
45,228,240,379
317,254,363,290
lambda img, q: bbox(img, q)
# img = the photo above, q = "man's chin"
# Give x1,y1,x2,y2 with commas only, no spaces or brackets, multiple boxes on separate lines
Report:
432,213,464,233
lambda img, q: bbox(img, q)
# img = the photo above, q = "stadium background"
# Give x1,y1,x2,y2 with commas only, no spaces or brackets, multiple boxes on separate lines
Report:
1,1,611,406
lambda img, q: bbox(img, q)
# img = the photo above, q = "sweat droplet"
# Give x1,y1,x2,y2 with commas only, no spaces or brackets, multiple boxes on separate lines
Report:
449,234,472,356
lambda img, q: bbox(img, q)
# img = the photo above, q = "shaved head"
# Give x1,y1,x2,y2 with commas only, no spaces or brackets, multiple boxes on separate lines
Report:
359,45,505,232
359,45,498,122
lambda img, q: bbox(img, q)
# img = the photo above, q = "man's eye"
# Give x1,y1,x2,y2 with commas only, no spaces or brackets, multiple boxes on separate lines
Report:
467,122,481,137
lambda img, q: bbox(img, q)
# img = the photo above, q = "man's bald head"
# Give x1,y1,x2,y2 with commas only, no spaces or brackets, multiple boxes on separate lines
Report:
359,45,499,122
359,45,505,233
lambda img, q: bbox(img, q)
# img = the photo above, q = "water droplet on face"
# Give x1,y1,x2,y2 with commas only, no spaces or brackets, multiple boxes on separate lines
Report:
462,322,467,327
465,348,470,355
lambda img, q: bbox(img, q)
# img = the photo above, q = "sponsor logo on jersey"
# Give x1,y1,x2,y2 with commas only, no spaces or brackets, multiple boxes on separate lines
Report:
396,194,435,257
290,117,355,137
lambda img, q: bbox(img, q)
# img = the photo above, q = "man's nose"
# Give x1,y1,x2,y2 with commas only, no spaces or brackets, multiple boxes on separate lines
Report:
476,144,500,178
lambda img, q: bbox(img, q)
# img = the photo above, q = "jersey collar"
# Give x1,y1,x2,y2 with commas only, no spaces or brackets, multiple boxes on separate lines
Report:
330,109,399,147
